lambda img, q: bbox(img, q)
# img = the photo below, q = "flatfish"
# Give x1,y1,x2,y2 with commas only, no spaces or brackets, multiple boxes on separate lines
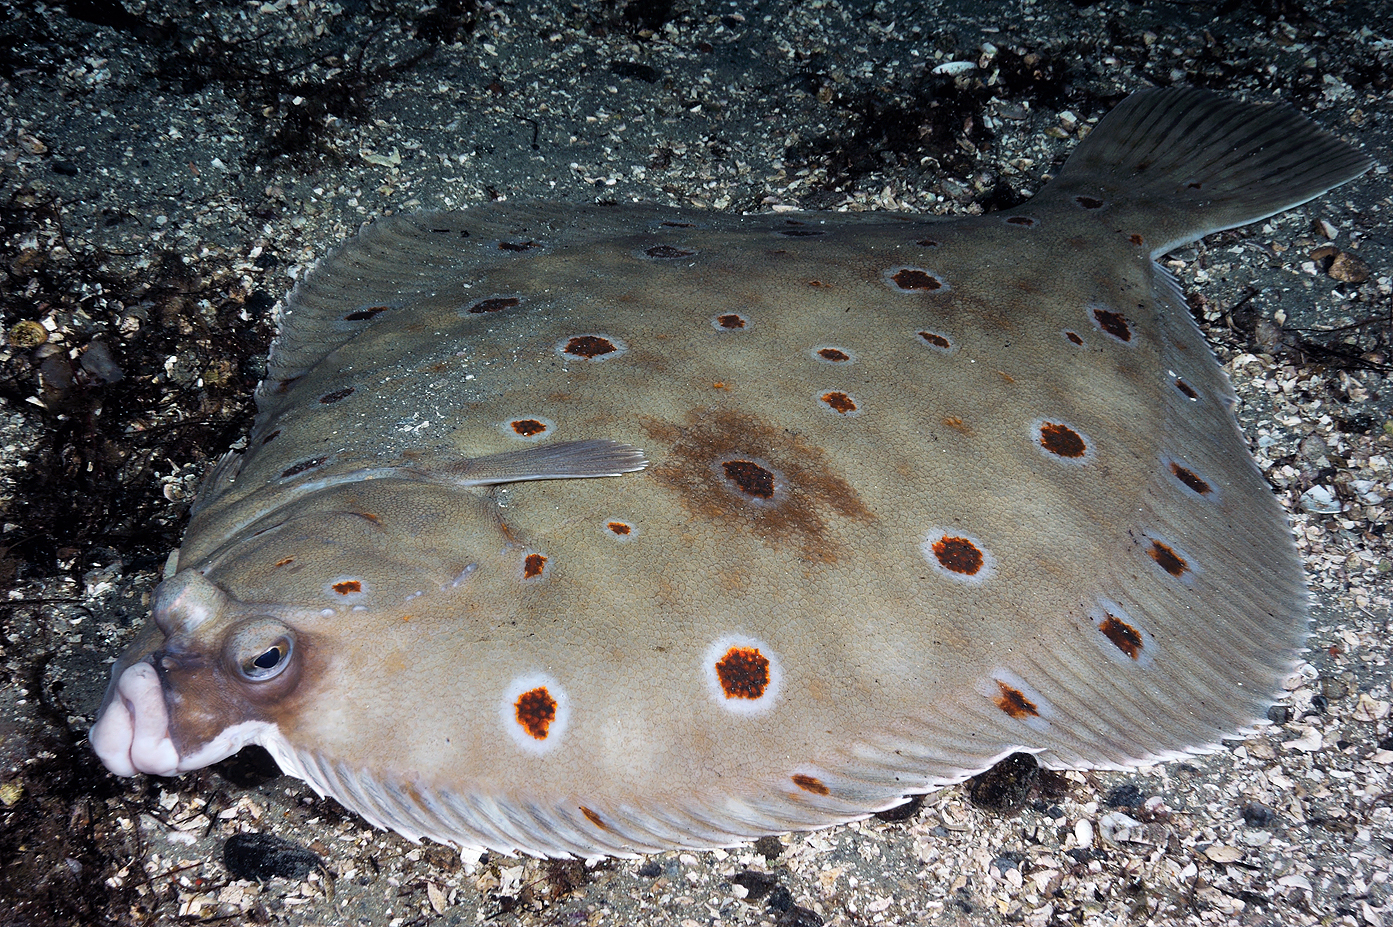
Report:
91,88,1372,857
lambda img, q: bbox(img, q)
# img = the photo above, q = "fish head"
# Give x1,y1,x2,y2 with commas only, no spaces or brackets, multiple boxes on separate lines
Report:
90,568,310,777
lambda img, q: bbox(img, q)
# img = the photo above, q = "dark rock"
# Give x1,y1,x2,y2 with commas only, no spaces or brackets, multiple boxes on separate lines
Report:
223,832,322,882
967,752,1039,811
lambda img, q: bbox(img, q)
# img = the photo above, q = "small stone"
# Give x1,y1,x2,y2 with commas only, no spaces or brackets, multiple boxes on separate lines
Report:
1204,844,1244,863
7,320,47,348
1328,251,1370,283
1240,802,1277,827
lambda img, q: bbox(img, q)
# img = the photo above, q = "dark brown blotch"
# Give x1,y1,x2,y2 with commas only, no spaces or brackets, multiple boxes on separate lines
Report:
778,228,825,237
892,268,944,291
917,331,952,350
261,429,281,446
607,521,632,535
1075,195,1105,209
792,774,830,796
1039,422,1087,459
319,386,355,404
817,347,850,362
1005,216,1037,227
499,240,542,252
467,296,521,314
343,306,389,321
523,553,548,579
280,457,326,479
1098,613,1143,660
716,313,747,330
580,807,607,830
1064,331,1084,346
644,244,696,258
1148,540,1188,577
1093,308,1132,342
1174,378,1199,400
994,682,1040,719
715,646,770,700
332,579,362,595
515,687,557,739
564,335,617,359
641,409,872,564
1169,462,1212,495
916,237,940,248
933,536,983,576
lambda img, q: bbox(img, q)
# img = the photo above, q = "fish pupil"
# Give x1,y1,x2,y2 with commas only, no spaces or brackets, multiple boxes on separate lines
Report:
252,646,283,670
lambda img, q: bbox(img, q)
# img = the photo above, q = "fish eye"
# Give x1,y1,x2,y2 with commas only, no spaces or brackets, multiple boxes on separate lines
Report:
225,618,297,683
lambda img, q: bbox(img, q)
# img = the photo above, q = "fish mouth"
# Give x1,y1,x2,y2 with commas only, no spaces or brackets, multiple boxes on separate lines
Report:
89,660,181,777
90,657,280,778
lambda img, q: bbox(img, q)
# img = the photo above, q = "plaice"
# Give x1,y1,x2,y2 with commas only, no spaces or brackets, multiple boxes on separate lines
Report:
90,87,1373,858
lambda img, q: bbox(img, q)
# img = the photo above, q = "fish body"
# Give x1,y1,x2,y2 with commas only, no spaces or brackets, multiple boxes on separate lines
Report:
91,89,1372,857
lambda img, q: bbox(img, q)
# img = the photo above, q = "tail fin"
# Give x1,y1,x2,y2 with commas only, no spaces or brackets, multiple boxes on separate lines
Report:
1030,87,1373,257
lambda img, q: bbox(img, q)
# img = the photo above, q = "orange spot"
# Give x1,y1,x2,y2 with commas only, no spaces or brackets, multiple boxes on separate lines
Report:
273,557,295,568
722,460,775,499
817,347,850,362
515,687,557,740
607,521,632,535
712,381,728,389
580,806,607,829
995,682,1040,718
715,646,771,699
1099,614,1143,660
821,391,858,414
333,579,362,595
468,296,520,314
1065,331,1083,346
1093,308,1132,342
716,313,746,329
523,553,548,579
645,244,695,258
933,536,983,575
1149,540,1188,577
564,335,617,358
807,279,831,288
1174,378,1198,399
1169,462,1211,495
892,268,942,291
511,419,548,437
1128,233,1144,246
356,512,381,524
943,416,971,434
997,370,1015,384
918,331,951,349
400,614,413,622
1039,422,1087,458
792,774,830,796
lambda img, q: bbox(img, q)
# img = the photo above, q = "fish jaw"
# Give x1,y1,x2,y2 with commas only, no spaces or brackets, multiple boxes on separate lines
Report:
90,658,280,777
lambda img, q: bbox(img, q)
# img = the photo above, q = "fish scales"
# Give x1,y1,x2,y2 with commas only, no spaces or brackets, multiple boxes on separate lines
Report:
91,88,1373,857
